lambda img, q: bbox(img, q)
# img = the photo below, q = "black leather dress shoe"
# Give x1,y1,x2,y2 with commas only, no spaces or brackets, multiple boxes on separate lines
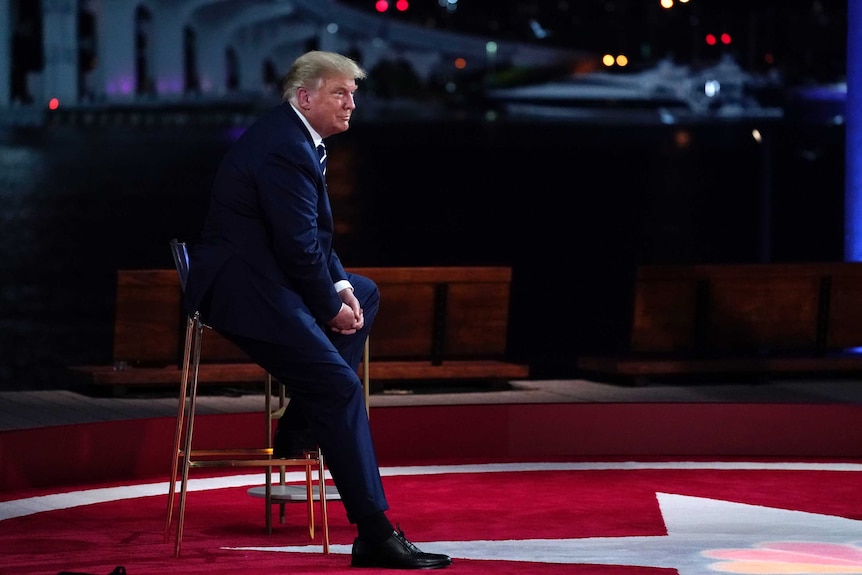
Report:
351,529,452,569
272,428,317,459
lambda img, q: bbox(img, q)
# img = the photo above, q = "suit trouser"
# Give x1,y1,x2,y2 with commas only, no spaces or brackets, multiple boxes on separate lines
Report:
220,272,387,523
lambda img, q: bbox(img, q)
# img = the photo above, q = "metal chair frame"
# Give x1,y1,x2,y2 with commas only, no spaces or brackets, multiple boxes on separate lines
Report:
163,239,330,557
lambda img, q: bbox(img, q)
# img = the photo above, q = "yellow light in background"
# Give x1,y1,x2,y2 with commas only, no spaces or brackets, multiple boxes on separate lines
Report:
602,54,615,67
660,0,673,9
752,129,763,143
616,55,629,67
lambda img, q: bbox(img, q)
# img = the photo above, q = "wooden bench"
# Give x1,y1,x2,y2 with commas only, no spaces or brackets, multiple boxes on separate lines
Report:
70,266,529,393
577,262,862,382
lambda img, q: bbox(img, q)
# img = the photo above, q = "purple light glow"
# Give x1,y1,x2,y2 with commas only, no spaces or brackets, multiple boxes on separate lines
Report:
106,78,135,96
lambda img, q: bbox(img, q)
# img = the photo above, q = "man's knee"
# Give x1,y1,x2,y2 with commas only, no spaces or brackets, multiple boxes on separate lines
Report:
350,274,380,317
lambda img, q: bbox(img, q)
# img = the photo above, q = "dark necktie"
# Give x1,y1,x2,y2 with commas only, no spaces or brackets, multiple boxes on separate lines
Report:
317,143,327,177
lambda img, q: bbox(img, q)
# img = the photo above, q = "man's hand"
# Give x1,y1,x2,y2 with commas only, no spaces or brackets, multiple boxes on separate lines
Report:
327,288,364,334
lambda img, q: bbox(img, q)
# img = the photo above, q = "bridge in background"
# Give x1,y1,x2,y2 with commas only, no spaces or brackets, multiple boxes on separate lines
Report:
0,0,585,112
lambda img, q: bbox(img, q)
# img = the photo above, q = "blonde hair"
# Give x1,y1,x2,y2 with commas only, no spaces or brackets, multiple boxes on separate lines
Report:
282,51,367,103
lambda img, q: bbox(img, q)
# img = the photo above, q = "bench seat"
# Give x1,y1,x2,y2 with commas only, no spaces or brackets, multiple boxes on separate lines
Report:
71,359,530,387
71,266,530,394
577,262,862,382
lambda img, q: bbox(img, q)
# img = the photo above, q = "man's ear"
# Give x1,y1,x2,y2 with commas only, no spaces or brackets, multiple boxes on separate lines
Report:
296,87,312,110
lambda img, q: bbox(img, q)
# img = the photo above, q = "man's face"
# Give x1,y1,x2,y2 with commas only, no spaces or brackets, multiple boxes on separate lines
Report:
300,75,358,138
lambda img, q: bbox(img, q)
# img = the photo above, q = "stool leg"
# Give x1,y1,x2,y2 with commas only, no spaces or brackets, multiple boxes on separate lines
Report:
174,316,204,557
264,374,273,534
265,467,273,534
363,337,370,419
278,383,287,525
318,450,329,554
305,453,315,540
164,315,194,542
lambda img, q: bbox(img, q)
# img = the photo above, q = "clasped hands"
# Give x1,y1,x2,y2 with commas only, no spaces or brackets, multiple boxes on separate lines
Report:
327,288,364,334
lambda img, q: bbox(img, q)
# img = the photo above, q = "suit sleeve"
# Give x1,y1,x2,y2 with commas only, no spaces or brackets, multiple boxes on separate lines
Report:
329,250,348,285
258,142,343,323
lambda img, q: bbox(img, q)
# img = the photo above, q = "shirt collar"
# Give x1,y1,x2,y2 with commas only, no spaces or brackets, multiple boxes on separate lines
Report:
289,102,323,148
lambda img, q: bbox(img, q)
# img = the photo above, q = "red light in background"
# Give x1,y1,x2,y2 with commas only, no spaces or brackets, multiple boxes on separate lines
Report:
454,57,466,69
375,0,388,12
720,32,732,44
48,98,60,110
395,0,408,10
705,33,717,46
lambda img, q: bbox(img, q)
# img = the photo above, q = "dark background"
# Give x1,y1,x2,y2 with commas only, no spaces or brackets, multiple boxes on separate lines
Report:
0,109,844,388
338,0,848,85
0,0,849,388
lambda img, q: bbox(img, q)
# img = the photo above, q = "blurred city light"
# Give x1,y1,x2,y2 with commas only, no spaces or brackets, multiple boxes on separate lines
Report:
602,54,628,67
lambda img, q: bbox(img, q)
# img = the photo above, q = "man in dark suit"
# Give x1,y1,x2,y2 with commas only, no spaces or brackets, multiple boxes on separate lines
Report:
184,50,451,570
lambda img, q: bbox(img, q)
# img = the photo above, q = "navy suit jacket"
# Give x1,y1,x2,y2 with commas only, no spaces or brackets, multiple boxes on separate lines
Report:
184,102,348,346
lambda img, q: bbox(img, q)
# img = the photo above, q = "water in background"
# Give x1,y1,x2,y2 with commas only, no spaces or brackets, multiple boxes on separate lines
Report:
0,113,845,388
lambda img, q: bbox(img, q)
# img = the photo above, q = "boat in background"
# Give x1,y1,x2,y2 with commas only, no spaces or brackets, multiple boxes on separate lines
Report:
485,55,787,123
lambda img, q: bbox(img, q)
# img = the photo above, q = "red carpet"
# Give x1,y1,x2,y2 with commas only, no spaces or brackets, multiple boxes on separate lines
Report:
3,402,862,574
3,461,862,574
